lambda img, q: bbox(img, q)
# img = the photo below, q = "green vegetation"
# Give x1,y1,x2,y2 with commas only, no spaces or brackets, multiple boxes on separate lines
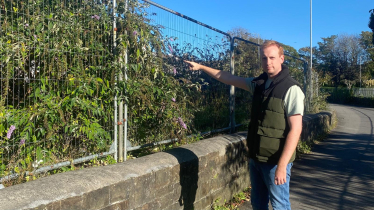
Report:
0,0,220,184
369,9,374,45
212,188,251,210
321,87,374,108
0,0,244,186
298,31,374,89
1,0,343,188
1,0,121,185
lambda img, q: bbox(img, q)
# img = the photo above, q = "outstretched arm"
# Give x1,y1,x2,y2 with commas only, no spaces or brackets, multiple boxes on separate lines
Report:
184,60,249,91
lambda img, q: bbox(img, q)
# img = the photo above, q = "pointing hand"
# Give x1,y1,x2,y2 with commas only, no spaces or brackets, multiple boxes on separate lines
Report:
184,60,201,71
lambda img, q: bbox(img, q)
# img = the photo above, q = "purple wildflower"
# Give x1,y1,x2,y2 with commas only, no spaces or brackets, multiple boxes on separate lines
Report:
173,67,177,76
25,23,29,27
170,38,174,41
33,34,37,39
171,98,176,102
133,30,138,36
91,15,100,20
6,125,16,139
55,57,58,61
177,117,187,129
19,139,25,146
168,45,173,53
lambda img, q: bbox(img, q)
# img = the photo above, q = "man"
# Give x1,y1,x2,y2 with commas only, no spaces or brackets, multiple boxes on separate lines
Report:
184,40,304,210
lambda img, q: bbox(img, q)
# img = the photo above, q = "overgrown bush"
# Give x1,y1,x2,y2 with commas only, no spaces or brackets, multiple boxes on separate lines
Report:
0,0,119,179
321,87,352,104
0,0,235,184
322,86,374,107
0,0,199,183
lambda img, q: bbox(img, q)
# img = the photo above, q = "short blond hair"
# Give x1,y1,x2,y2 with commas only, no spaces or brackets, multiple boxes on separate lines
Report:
260,40,284,56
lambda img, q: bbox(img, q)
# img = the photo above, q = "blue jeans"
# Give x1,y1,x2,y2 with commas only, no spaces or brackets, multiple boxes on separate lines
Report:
249,159,293,210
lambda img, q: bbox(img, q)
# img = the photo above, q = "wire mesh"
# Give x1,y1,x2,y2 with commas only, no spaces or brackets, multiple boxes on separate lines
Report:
124,1,232,148
0,0,115,183
233,37,261,126
0,0,308,184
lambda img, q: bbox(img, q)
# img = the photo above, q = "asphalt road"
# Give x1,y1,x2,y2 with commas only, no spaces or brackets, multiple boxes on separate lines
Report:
290,104,374,210
240,104,374,210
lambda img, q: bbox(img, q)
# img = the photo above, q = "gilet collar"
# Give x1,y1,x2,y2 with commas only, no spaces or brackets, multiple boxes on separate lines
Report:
252,65,289,86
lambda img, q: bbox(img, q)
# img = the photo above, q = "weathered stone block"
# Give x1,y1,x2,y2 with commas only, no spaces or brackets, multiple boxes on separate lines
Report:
60,196,83,210
194,193,220,210
82,186,110,209
153,167,172,189
109,180,134,204
132,173,155,207
100,199,129,210
162,201,184,210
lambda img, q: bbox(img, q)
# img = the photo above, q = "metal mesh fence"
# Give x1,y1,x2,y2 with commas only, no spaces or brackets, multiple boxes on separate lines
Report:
0,0,115,183
233,37,261,126
0,0,308,184
352,88,374,97
125,1,232,148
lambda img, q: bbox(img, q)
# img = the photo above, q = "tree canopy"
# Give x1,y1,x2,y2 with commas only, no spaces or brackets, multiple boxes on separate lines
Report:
369,9,374,45
306,32,374,87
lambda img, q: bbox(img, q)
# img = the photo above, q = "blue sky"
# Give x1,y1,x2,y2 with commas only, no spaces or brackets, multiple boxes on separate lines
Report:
149,0,373,51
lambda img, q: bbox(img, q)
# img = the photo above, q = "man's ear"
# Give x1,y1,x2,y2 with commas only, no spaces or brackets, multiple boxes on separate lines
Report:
280,55,285,63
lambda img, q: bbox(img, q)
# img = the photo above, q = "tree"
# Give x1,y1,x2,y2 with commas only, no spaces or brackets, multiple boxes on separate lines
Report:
282,44,304,84
360,31,374,49
315,35,340,85
360,31,374,79
314,34,365,87
298,46,318,66
369,9,374,45
335,34,363,81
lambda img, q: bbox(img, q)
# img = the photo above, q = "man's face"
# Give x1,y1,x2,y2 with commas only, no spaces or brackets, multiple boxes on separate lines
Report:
261,45,284,78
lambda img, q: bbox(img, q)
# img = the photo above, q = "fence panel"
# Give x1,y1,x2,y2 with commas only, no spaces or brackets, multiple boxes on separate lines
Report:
1,0,308,185
124,0,232,150
0,0,115,184
353,88,374,98
232,37,260,127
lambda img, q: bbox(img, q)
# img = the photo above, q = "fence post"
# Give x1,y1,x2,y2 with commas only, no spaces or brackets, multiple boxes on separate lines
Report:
308,65,313,112
315,71,318,98
310,68,314,106
229,38,236,133
303,61,310,112
113,0,123,162
123,0,129,161
113,0,118,163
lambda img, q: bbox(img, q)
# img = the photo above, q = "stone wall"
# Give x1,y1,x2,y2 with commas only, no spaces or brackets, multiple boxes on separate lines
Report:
0,111,335,210
0,133,250,210
301,111,336,143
